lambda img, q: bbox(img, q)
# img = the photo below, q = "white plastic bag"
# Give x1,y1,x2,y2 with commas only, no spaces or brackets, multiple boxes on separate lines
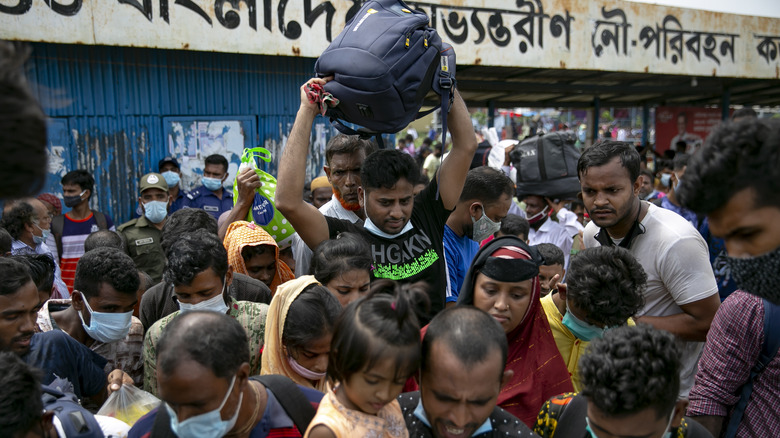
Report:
97,385,160,426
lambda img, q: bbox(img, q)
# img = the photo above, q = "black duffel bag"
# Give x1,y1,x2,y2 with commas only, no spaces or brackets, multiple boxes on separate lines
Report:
510,131,581,200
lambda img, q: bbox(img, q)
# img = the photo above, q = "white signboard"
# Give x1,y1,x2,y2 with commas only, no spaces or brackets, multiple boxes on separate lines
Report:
1,0,778,79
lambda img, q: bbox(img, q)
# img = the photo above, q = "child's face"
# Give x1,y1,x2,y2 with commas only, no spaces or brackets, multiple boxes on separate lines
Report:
336,349,412,415
538,264,564,296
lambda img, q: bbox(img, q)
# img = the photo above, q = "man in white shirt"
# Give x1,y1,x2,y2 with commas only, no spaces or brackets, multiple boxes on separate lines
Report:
523,194,574,269
292,134,375,276
577,140,720,397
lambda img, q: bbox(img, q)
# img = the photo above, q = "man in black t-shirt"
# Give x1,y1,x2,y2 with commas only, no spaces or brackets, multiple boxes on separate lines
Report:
276,78,477,318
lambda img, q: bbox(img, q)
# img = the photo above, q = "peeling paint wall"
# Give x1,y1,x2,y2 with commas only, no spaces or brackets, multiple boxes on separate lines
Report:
27,43,339,223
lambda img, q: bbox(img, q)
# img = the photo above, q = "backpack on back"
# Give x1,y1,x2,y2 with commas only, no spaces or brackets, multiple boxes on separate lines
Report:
509,132,582,200
42,379,104,438
314,0,455,142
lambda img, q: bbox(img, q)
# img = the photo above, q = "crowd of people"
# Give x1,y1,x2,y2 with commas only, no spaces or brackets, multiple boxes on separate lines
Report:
1,50,778,438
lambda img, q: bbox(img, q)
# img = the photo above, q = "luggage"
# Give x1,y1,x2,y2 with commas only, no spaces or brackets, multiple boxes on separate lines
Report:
314,0,455,142
510,132,581,200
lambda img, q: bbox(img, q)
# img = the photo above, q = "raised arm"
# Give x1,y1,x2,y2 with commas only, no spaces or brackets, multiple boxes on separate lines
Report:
218,167,262,240
275,78,331,251
436,89,478,210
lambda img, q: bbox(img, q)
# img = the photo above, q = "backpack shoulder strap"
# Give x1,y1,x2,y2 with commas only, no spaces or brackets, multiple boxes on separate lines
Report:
252,375,317,434
723,299,780,438
92,211,108,230
151,404,178,438
51,215,64,262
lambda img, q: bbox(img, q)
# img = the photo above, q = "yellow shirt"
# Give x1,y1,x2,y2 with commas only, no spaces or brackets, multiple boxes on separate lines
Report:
540,294,635,392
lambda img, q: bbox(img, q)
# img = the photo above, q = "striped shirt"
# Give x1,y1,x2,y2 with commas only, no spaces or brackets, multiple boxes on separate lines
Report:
687,291,780,437
59,212,115,292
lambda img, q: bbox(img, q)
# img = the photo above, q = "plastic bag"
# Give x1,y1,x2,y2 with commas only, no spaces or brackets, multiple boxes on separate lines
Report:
233,147,297,248
97,385,160,426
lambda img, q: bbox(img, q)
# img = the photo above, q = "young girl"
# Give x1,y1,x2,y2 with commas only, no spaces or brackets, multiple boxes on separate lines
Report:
305,280,426,438
261,275,342,392
311,232,372,307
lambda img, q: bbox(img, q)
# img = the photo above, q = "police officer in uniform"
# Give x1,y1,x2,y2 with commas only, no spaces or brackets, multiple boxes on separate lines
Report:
186,154,233,219
158,156,188,214
118,173,170,284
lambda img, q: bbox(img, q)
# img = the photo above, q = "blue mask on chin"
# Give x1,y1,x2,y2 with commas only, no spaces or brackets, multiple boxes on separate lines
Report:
561,302,605,342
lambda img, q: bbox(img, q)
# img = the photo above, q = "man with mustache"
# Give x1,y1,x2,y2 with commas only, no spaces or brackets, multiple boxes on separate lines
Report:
577,141,720,397
291,134,376,276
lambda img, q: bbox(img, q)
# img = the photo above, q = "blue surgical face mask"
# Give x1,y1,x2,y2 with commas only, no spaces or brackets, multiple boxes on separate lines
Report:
202,176,223,191
143,200,168,224
33,224,50,245
471,207,501,242
660,173,672,188
586,408,675,438
161,170,180,188
166,374,243,438
178,279,229,314
76,292,133,343
561,302,604,342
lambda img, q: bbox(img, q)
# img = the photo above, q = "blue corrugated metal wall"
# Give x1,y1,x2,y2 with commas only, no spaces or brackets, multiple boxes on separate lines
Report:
26,43,326,223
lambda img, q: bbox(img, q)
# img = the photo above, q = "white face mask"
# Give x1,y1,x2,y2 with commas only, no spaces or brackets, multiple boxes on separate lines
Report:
178,279,229,314
166,374,242,438
362,193,414,239
76,292,133,343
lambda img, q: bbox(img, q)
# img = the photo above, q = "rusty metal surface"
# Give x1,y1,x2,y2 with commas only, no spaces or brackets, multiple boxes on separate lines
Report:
2,0,779,78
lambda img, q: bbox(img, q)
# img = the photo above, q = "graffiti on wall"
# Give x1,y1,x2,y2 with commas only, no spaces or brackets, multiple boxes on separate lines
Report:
1,0,778,78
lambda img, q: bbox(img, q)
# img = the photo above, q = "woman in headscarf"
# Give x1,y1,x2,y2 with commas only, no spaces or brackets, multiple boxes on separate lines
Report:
261,275,342,392
458,235,573,428
224,220,295,295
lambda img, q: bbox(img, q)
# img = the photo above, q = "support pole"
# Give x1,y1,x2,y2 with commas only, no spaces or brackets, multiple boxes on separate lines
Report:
488,100,495,128
593,97,601,143
641,103,650,149
722,89,730,120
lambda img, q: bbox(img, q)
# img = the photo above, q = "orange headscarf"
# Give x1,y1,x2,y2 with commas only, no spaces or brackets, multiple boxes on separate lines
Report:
224,221,295,295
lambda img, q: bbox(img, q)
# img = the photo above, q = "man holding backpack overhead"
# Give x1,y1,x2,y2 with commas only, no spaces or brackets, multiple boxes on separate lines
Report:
276,77,477,321
676,118,780,438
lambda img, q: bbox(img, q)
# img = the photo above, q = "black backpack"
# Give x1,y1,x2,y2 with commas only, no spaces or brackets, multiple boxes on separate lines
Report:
314,0,455,144
42,379,104,438
510,132,582,200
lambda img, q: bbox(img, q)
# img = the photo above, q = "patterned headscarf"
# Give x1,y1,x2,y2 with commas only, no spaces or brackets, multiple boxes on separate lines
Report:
223,221,294,295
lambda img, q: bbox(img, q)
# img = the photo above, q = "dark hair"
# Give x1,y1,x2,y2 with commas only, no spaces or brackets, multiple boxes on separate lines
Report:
577,141,641,184
138,270,155,292
640,169,655,180
459,166,515,205
422,306,507,381
74,247,140,299
311,232,372,282
678,119,780,213
535,243,565,267
566,247,646,326
417,172,430,187
499,214,529,239
84,230,126,254
0,257,32,296
672,153,689,171
14,254,55,293
0,201,35,239
61,170,95,198
204,154,229,173
160,208,218,254
163,229,228,286
0,228,11,255
0,351,43,435
328,279,427,383
325,134,376,165
0,42,48,200
241,244,273,262
157,311,249,379
732,107,757,120
360,149,420,191
421,137,433,147
283,284,342,352
580,325,681,418
570,199,586,212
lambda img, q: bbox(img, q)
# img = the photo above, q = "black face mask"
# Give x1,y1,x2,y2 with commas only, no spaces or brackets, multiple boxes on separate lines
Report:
726,246,780,305
63,190,85,208
595,202,645,249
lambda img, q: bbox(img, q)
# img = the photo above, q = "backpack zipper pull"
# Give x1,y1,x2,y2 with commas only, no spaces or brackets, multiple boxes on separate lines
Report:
405,33,411,48
424,31,429,48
